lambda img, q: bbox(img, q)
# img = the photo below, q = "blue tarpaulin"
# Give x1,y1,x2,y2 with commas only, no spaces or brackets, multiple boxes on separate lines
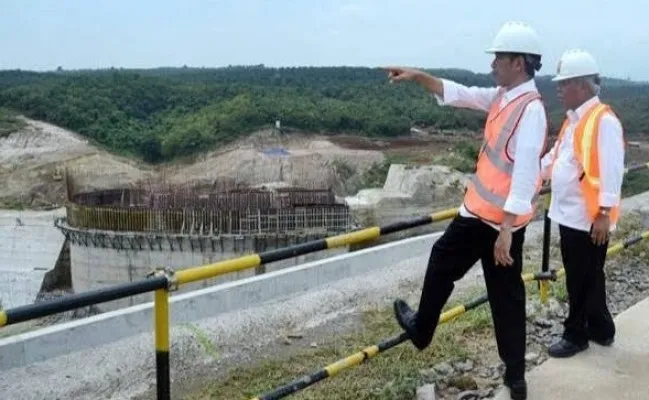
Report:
262,147,290,156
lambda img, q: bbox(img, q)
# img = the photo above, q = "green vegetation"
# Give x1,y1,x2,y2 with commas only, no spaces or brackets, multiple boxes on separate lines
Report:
622,169,649,197
0,107,26,138
1,66,648,163
186,287,494,400
433,139,479,173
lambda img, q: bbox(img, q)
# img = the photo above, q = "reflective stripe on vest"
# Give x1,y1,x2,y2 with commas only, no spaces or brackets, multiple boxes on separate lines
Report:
463,90,544,227
579,104,609,187
469,174,541,208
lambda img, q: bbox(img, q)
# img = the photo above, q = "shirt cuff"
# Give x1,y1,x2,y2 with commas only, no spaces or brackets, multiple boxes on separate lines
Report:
599,192,620,207
503,196,532,216
433,79,458,105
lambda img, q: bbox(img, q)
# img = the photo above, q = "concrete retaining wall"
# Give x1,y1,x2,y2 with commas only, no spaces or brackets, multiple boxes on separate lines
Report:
67,233,347,310
0,208,66,308
0,231,440,372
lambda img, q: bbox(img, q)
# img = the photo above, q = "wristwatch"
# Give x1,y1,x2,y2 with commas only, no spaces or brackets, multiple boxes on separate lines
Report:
599,209,610,216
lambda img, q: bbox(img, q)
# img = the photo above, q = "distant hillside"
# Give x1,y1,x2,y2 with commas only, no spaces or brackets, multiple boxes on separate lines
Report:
0,66,647,163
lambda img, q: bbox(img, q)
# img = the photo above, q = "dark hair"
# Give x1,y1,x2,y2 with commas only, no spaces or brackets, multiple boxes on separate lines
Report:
502,52,542,78
523,54,542,77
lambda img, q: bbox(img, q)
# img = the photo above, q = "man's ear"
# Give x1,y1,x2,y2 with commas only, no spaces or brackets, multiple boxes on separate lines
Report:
516,55,526,73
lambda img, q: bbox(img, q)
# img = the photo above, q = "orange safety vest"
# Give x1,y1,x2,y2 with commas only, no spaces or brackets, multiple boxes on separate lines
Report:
463,90,546,227
551,101,623,225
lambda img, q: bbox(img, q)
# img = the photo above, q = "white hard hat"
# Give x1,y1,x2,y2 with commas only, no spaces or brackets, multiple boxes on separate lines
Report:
485,21,542,56
552,49,599,81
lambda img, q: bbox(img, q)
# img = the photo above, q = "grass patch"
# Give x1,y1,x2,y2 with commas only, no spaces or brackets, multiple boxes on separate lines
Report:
622,170,649,198
182,323,220,361
0,199,31,210
185,288,494,400
0,108,26,138
432,140,479,173
610,211,649,260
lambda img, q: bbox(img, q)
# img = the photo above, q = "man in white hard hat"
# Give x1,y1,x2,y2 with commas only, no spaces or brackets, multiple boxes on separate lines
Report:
385,21,549,400
541,49,625,358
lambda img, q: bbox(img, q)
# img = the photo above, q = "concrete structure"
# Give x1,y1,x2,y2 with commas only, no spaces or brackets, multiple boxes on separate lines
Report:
345,164,467,226
58,181,354,310
494,296,649,400
0,208,66,308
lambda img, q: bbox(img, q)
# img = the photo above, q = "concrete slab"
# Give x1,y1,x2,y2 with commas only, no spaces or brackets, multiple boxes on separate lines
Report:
0,208,66,308
494,296,649,400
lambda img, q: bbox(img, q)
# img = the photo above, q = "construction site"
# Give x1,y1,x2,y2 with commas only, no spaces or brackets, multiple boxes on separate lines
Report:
0,117,477,318
2,117,649,400
49,169,353,310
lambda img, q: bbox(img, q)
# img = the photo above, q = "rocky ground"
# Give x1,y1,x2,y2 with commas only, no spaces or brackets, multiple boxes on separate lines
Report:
418,249,649,400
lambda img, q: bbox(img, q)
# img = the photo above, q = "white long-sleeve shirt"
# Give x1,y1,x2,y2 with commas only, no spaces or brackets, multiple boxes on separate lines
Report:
540,96,625,233
434,79,548,231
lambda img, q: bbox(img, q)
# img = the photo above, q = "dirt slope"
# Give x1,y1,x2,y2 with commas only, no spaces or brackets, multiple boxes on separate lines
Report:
0,119,388,207
0,118,151,208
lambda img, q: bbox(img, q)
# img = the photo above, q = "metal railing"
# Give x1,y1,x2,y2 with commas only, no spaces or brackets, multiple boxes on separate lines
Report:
0,162,648,400
249,230,649,400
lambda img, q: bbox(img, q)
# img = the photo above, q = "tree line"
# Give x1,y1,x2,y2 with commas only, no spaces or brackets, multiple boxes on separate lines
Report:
0,66,647,163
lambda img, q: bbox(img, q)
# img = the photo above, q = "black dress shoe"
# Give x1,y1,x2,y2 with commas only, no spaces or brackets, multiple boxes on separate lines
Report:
393,299,426,350
548,338,589,358
590,336,614,346
588,335,615,347
504,378,527,400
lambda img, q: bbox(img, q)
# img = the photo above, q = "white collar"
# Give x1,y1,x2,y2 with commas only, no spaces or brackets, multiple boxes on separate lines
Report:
567,96,600,122
499,79,539,105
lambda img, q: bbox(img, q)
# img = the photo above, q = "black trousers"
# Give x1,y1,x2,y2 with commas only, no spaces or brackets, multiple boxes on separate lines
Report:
559,224,615,345
415,215,527,381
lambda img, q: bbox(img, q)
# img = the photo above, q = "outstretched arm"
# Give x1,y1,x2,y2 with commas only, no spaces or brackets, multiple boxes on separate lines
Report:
385,67,501,112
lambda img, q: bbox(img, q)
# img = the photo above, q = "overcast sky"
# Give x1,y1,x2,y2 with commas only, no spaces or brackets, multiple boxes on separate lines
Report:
1,0,647,81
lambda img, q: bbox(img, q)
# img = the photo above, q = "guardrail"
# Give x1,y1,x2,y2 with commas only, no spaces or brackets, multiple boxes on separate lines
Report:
0,162,647,400
249,230,649,400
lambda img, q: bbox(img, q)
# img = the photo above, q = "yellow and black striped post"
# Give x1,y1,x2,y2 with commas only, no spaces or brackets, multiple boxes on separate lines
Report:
154,287,171,400
149,268,173,400
539,192,552,304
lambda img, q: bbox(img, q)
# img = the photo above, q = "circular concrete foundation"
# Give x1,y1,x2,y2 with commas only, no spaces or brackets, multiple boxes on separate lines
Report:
56,185,353,311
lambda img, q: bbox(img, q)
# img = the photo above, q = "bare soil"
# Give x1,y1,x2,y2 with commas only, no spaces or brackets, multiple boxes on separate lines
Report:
0,119,470,208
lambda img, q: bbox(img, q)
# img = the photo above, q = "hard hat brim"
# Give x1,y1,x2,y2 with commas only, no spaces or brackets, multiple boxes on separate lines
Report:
552,73,599,82
485,48,541,56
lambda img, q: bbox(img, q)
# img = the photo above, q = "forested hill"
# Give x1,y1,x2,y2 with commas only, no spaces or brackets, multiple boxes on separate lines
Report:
0,66,647,163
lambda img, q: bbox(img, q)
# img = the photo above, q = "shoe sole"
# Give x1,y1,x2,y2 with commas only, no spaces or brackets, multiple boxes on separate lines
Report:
591,338,614,346
510,391,527,400
393,301,408,331
505,383,527,400
548,345,589,358
393,301,426,350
